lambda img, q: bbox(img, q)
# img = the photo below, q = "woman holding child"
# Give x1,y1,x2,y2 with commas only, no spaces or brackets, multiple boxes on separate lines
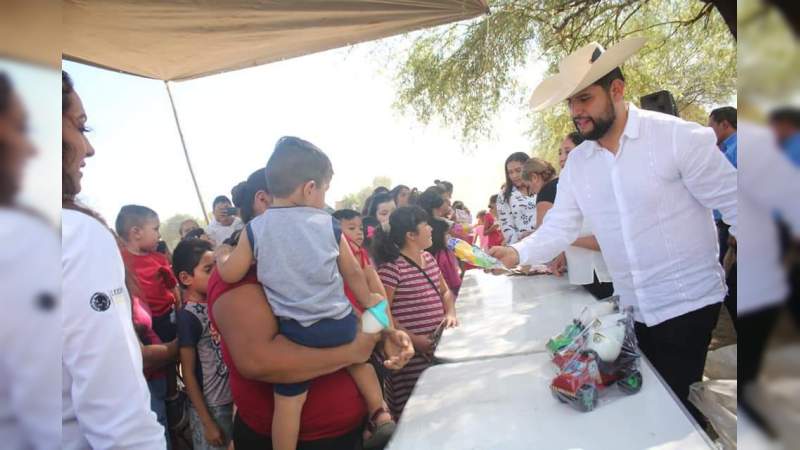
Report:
211,143,414,450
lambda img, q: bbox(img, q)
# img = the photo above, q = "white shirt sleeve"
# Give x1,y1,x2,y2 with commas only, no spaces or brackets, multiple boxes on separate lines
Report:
62,211,166,450
511,163,584,265
740,122,800,236
675,123,738,235
0,211,61,450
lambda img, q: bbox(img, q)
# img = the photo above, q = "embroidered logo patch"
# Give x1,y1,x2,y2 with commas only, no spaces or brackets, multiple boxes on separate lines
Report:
90,292,111,312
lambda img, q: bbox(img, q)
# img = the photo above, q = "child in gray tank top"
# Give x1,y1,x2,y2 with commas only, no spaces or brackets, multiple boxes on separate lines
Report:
217,137,396,450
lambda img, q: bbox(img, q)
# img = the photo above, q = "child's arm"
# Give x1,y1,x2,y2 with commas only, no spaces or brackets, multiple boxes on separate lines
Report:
365,264,387,299
365,263,395,326
179,346,224,447
140,338,177,372
217,227,255,284
173,287,182,310
337,235,380,311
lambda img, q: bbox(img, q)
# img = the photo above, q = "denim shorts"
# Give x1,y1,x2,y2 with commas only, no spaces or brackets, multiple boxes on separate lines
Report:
275,312,358,396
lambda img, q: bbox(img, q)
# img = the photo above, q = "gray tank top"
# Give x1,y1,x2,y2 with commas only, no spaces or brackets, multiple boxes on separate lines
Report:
247,206,352,327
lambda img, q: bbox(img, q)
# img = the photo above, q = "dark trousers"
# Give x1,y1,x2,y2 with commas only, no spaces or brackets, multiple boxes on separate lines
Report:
233,414,363,450
739,306,781,431
634,302,721,425
581,273,614,300
717,221,737,330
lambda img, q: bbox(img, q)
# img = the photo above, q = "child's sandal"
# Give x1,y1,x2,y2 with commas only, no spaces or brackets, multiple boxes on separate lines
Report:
363,406,396,449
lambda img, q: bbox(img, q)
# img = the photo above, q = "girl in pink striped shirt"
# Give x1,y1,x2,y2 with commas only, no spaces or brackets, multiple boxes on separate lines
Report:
373,206,458,418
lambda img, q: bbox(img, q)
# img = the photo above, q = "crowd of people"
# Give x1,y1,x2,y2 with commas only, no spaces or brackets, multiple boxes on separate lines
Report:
3,33,800,449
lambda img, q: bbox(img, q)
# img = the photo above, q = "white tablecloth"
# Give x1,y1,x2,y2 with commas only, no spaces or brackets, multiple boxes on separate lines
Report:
387,353,715,450
435,272,598,362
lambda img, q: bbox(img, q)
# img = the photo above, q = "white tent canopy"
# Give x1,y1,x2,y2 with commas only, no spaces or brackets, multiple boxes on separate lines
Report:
63,0,489,81
63,0,488,221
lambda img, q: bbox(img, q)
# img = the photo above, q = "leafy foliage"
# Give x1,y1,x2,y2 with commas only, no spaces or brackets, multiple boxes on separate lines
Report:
392,0,736,165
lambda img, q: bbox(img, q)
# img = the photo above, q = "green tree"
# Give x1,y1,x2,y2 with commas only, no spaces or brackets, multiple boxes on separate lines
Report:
336,176,392,212
160,213,202,252
392,0,736,165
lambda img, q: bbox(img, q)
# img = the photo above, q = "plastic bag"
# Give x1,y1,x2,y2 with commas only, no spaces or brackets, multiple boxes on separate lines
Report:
549,305,643,412
704,344,737,380
447,237,506,271
689,380,736,449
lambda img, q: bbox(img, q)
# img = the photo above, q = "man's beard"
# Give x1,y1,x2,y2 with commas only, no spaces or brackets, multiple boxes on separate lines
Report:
573,99,617,141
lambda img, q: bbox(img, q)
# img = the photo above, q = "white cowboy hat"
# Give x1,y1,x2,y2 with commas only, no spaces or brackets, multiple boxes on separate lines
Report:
529,37,647,111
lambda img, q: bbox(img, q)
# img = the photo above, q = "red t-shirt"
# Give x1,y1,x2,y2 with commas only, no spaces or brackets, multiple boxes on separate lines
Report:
206,268,366,441
484,213,504,248
121,249,178,317
343,237,370,314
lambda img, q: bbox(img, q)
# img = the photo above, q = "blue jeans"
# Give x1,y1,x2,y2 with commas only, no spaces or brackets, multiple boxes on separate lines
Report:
148,377,171,450
189,403,234,450
275,313,358,396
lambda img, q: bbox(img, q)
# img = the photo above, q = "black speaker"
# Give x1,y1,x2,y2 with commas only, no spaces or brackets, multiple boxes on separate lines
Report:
640,90,678,117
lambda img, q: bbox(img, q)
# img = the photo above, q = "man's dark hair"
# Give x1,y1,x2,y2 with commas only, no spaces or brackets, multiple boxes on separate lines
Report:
591,67,625,91
266,136,333,198
172,238,213,288
709,107,738,129
332,209,361,221
212,195,231,209
115,204,158,239
768,107,800,128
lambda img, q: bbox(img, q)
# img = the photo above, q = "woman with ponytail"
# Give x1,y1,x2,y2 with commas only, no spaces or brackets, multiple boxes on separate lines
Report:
373,206,458,418
417,186,463,296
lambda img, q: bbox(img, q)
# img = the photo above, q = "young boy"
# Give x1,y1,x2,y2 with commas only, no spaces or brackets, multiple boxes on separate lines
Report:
332,209,389,314
486,195,505,248
218,136,395,450
116,205,181,343
174,239,233,450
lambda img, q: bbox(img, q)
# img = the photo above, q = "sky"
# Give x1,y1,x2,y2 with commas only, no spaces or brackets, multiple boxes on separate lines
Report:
62,36,544,228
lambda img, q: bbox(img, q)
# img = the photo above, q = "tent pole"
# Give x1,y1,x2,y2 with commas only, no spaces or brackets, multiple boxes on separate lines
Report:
165,81,209,225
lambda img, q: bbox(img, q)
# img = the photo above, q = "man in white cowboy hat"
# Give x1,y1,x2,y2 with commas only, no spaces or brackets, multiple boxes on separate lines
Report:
490,37,737,423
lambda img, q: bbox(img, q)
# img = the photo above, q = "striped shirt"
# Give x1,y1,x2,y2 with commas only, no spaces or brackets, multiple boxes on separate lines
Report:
378,252,446,417
378,252,445,336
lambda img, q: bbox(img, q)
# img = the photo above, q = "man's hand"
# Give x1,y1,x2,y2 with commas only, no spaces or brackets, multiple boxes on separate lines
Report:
488,246,520,269
381,329,414,370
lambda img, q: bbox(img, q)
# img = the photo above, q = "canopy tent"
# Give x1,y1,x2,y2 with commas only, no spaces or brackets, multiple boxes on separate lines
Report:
62,0,489,221
63,0,489,81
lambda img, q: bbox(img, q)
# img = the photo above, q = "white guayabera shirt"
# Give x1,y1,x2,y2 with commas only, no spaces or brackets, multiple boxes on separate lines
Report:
512,104,737,326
